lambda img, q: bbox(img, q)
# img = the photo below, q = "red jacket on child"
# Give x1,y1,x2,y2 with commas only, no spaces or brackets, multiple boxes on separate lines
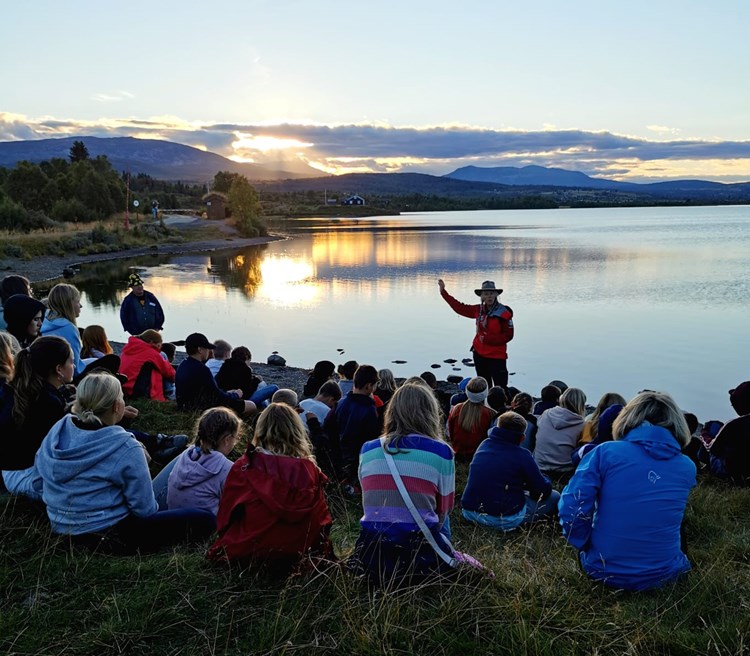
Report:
119,336,175,402
207,447,333,569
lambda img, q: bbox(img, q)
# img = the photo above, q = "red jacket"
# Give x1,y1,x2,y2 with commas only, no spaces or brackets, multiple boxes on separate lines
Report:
207,447,333,567
119,336,175,402
441,289,514,359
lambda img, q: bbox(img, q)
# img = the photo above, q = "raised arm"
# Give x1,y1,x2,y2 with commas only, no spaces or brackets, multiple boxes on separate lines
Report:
438,279,476,319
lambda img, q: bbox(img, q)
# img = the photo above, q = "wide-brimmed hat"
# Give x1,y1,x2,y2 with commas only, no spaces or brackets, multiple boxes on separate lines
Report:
474,280,503,296
128,273,145,288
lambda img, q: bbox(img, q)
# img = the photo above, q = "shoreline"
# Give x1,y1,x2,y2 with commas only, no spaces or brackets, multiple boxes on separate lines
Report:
3,233,285,284
109,341,462,397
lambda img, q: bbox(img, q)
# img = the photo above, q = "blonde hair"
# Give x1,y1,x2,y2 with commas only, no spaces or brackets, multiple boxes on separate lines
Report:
81,325,113,358
383,382,444,450
496,410,527,434
612,391,690,447
46,283,81,325
138,329,162,346
458,376,492,432
584,392,627,441
377,368,397,393
195,407,243,454
560,387,587,418
0,332,14,381
253,403,315,461
71,372,123,426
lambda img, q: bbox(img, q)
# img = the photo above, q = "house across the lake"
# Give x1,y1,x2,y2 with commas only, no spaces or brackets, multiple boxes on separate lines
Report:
342,194,365,206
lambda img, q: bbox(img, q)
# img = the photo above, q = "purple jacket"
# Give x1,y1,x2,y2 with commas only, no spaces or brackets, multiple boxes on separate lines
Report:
167,446,233,515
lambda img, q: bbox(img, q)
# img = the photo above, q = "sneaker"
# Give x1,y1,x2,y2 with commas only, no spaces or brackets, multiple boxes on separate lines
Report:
152,434,188,464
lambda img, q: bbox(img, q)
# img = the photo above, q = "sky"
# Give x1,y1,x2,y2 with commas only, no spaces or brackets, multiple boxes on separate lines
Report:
1,0,749,181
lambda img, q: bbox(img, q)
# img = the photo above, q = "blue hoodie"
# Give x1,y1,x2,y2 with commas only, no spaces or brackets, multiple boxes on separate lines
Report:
41,316,84,375
559,422,696,591
35,416,158,534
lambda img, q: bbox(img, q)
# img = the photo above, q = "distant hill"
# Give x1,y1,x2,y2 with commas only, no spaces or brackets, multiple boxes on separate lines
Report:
445,165,750,199
259,172,512,196
0,136,318,182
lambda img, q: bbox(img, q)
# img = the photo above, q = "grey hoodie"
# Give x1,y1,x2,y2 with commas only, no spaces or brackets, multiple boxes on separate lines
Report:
167,446,232,515
533,406,585,472
35,416,157,535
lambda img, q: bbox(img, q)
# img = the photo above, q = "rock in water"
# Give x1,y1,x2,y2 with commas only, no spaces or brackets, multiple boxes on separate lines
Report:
443,358,457,364
392,360,407,364
267,354,287,367
430,364,441,369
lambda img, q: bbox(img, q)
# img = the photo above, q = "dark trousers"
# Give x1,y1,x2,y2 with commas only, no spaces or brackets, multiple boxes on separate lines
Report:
71,508,216,554
473,353,508,389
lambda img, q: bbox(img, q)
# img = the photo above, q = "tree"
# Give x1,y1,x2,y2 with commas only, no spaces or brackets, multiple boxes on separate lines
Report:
213,171,242,194
5,162,52,211
69,140,90,163
228,176,264,237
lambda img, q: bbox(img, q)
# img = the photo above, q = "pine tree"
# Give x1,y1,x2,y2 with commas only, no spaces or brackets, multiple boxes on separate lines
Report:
69,140,90,163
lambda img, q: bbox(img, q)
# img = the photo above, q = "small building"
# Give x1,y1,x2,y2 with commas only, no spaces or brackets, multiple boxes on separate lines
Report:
202,192,228,220
342,194,365,206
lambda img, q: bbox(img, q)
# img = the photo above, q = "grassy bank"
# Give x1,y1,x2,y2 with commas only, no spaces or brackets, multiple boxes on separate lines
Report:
2,400,749,655
0,218,187,261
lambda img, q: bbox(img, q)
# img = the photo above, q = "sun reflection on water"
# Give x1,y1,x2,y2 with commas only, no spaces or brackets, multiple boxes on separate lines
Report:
258,255,319,306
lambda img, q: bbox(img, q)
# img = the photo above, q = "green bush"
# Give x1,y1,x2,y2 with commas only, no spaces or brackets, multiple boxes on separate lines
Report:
0,198,30,231
51,198,98,223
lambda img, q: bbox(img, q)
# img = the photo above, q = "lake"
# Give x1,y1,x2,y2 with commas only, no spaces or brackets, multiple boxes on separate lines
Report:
59,205,750,422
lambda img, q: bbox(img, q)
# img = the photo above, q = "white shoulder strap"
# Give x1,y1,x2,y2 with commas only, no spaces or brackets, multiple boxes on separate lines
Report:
379,437,456,568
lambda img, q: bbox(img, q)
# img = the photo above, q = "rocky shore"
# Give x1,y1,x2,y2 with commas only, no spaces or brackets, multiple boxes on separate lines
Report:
110,341,461,399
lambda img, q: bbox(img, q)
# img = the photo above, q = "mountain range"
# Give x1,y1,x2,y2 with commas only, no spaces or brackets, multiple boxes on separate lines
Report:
1,136,749,201
445,165,750,198
0,136,318,181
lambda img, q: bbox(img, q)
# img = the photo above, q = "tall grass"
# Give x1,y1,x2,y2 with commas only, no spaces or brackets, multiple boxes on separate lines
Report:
2,400,749,655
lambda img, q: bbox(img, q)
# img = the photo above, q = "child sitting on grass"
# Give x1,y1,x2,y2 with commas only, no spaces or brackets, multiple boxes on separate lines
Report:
35,372,215,553
461,411,559,531
167,407,243,515
81,325,114,362
207,403,334,575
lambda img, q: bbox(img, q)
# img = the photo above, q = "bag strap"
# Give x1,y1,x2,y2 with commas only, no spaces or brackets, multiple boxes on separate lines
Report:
380,437,456,568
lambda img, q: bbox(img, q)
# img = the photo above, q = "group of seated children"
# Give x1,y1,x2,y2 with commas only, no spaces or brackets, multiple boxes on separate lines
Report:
2,276,749,591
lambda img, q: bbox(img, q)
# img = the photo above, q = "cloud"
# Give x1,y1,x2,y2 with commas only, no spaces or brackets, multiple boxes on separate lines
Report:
1,112,749,181
646,124,681,136
91,91,135,103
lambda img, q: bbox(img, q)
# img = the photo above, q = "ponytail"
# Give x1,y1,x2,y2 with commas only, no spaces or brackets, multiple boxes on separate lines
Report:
11,337,72,425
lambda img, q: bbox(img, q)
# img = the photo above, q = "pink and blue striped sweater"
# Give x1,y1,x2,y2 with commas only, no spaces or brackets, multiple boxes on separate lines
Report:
358,434,455,542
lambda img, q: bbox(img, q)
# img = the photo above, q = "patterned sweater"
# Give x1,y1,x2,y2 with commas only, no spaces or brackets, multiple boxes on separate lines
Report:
358,434,455,542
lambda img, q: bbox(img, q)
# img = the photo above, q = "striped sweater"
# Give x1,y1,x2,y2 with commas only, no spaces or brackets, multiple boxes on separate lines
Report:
358,434,455,542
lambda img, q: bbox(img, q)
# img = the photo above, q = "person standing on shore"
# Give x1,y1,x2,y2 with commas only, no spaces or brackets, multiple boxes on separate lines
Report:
438,279,514,389
120,273,165,336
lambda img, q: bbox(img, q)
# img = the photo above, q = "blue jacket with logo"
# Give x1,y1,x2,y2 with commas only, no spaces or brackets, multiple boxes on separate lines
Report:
120,290,165,335
559,422,696,591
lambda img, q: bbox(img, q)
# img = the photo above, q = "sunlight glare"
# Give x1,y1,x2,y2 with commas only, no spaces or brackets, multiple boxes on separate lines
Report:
258,255,319,306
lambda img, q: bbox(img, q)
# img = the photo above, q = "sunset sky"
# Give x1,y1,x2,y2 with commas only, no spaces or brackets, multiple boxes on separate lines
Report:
2,0,749,181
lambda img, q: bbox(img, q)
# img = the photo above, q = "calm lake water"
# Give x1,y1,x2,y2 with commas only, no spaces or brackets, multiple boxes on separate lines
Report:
56,205,750,422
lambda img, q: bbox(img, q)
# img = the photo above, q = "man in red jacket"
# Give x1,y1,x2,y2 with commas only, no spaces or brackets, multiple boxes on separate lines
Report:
438,279,514,389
